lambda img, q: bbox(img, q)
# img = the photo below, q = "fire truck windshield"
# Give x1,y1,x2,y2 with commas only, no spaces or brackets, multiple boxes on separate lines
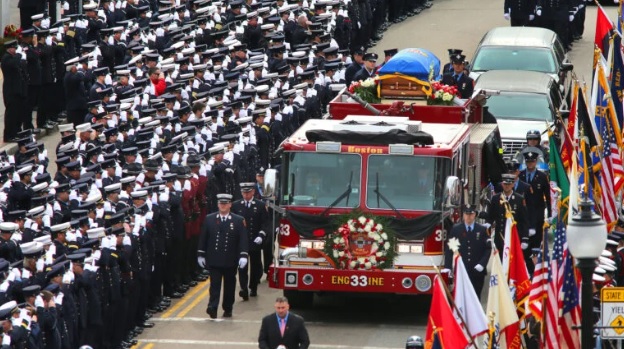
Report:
366,156,449,211
283,152,361,207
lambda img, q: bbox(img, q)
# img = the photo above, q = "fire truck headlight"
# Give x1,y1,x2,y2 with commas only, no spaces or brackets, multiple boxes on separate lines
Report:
415,275,432,292
389,144,414,155
312,241,325,250
397,244,410,253
302,274,314,285
402,277,413,289
300,241,313,249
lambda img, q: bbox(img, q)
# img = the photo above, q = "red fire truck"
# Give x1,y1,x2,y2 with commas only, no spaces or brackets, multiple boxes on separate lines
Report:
263,89,506,307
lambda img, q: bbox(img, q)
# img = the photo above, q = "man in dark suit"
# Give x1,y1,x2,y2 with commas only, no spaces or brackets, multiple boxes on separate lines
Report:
345,48,365,86
197,193,248,319
504,0,536,27
494,160,530,196
232,183,269,300
444,204,491,297
519,151,551,274
441,54,474,99
1,40,29,142
258,296,310,349
442,49,463,75
352,52,379,83
484,173,529,257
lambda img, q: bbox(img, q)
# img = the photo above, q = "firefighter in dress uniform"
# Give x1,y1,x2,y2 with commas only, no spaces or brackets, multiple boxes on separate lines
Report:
444,204,491,297
441,54,474,99
197,194,248,319
518,151,550,274
484,173,529,257
232,182,268,300
352,52,378,83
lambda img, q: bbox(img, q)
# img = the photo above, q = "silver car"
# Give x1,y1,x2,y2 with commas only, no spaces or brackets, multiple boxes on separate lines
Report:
469,27,573,92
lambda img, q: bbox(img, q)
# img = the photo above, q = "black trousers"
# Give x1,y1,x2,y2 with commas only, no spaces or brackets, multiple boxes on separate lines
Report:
67,109,87,126
163,241,176,296
38,82,56,126
207,266,237,312
239,250,263,292
19,6,36,29
511,16,529,27
263,228,274,274
26,85,39,130
3,95,27,141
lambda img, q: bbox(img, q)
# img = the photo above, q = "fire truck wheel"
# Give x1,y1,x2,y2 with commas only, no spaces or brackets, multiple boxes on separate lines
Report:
283,290,314,309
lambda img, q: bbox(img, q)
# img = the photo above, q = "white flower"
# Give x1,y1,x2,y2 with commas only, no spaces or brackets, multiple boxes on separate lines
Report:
338,251,345,257
364,225,372,233
384,242,390,250
333,237,340,244
357,228,364,233
376,252,383,257
442,92,453,102
381,233,388,240
358,257,365,263
349,261,357,268
370,256,377,263
358,216,366,225
375,223,383,231
364,262,372,269
348,219,354,225
349,224,356,232
372,242,379,252
333,250,339,258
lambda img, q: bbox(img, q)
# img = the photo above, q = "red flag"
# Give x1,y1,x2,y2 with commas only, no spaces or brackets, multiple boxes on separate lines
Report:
595,5,614,57
425,276,469,349
502,216,531,318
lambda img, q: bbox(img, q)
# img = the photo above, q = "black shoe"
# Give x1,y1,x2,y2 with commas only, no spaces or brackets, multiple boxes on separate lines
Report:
140,321,155,328
223,311,232,318
239,290,249,301
207,308,217,319
162,296,171,302
31,128,41,134
250,289,258,297
189,280,198,287
196,275,208,281
133,326,144,334
425,1,433,8
170,292,184,298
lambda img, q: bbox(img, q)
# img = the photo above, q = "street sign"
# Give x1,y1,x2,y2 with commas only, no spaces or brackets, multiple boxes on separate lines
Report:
601,288,624,338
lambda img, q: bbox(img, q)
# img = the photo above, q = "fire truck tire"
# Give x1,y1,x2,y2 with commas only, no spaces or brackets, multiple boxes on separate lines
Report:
283,290,314,309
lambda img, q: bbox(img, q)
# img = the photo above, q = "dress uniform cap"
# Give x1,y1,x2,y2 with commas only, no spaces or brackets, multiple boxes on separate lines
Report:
462,204,476,214
240,182,256,192
86,227,106,240
27,206,45,218
76,123,93,132
31,13,45,20
451,54,466,64
501,174,515,183
602,249,613,257
33,235,51,245
293,82,308,90
55,183,71,193
600,256,617,266
0,301,18,321
50,222,71,233
17,165,33,175
363,52,378,62
256,99,271,106
46,264,66,280
20,242,43,258
0,222,17,233
58,123,75,133
209,145,225,155
65,161,81,172
217,193,233,203
384,48,398,57
524,152,538,161
131,190,149,199
607,239,619,246
593,274,606,282
67,253,86,264
595,266,606,275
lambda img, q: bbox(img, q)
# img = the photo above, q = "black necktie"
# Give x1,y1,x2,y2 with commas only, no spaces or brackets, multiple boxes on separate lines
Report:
467,226,472,233
453,74,459,83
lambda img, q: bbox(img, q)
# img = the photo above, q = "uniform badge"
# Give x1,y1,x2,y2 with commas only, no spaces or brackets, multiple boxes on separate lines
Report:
230,223,234,230
476,231,480,239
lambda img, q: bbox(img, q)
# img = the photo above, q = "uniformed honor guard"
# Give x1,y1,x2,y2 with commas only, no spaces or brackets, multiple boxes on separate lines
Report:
197,193,248,319
232,183,268,300
352,52,379,83
485,173,529,256
441,54,474,99
444,204,491,297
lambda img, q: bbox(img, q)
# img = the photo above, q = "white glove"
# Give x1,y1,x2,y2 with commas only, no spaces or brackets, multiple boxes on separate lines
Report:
2,334,10,346
174,180,182,192
521,242,529,250
21,269,31,279
528,229,536,237
159,192,170,202
536,8,542,16
151,193,158,205
225,168,234,174
474,264,484,272
199,165,207,177
238,257,248,269
35,295,44,308
55,293,64,305
0,281,9,292
529,14,535,21
123,235,131,246
145,211,153,221
482,223,491,230
569,14,574,22
183,180,191,191
36,259,44,272
197,256,206,268
62,272,71,284
254,236,263,245
100,235,110,249
504,12,510,20
45,36,52,46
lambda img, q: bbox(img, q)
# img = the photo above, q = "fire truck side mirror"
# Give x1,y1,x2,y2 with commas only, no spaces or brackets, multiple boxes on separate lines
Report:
263,169,279,199
443,176,462,209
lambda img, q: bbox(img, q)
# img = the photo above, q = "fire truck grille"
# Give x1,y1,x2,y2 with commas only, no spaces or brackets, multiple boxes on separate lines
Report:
502,140,526,159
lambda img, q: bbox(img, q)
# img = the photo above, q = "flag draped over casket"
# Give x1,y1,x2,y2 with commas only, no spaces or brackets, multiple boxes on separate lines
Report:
376,48,441,98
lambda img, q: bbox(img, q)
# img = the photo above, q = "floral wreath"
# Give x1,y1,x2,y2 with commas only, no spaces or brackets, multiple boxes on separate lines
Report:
323,213,397,270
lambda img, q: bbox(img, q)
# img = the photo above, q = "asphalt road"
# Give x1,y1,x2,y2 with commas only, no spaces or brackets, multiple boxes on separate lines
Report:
24,0,617,348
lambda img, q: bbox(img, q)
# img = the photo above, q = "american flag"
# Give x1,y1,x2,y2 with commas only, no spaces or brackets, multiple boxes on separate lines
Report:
599,115,622,230
528,234,549,321
544,223,562,349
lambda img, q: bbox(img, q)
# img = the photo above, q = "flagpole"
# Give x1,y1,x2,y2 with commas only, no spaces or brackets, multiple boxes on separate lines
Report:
539,226,548,349
431,264,479,349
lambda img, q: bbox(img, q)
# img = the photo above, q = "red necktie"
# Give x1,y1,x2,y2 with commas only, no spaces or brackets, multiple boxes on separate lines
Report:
279,318,286,336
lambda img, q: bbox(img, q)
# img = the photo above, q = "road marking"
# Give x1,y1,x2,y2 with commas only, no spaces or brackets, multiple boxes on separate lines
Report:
139,338,398,348
160,280,209,318
143,344,154,349
177,287,210,318
151,317,417,329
